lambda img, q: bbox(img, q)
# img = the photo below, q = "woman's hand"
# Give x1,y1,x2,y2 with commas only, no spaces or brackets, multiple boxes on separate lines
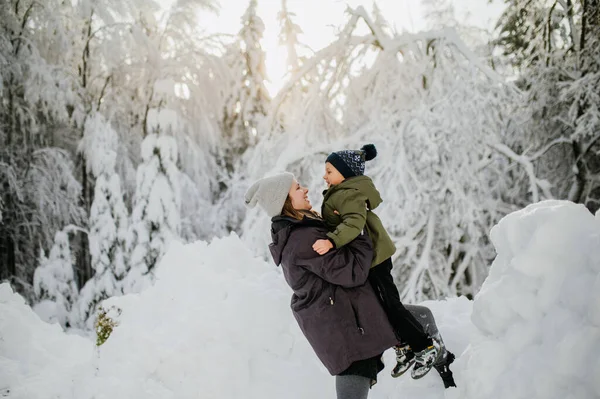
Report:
312,239,334,255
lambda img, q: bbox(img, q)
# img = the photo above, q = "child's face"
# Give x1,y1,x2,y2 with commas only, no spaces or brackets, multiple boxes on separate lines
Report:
323,162,345,187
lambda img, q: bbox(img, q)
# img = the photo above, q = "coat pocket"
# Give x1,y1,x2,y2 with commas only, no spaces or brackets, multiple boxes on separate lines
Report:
350,303,364,335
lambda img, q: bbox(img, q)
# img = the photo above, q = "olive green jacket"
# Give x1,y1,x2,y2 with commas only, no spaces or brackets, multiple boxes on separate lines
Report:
321,176,396,267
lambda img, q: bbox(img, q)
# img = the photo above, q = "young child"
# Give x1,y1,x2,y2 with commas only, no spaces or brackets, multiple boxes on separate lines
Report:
312,144,441,380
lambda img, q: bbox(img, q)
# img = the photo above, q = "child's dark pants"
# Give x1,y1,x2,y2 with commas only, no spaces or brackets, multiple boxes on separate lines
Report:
367,257,432,352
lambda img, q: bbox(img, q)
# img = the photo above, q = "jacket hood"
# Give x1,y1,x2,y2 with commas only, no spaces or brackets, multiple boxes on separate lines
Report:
269,215,323,266
323,175,383,210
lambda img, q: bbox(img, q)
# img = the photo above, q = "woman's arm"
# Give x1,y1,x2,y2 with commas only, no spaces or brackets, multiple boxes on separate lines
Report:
292,229,373,288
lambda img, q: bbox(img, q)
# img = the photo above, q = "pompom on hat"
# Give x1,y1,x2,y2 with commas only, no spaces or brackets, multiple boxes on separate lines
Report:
326,144,377,178
244,172,295,217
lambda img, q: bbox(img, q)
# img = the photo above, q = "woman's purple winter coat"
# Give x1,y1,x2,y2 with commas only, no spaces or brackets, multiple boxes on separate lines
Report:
269,215,398,375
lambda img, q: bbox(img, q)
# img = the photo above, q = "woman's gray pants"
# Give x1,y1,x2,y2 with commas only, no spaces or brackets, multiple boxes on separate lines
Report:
335,375,371,399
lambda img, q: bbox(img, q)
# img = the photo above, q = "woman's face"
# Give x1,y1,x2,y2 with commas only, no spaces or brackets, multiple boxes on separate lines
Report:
323,162,345,187
288,180,311,210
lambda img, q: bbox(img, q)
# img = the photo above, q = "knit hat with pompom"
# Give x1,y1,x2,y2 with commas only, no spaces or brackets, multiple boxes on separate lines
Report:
325,144,377,178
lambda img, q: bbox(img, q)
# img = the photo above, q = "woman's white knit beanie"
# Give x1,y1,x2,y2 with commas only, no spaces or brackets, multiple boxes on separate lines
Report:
244,172,295,217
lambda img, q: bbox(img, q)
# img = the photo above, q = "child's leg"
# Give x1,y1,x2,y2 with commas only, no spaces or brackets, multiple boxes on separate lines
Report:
404,305,448,362
367,258,432,352
405,304,457,388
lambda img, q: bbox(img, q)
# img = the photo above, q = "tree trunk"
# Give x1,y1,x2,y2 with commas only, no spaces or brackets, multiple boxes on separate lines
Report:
75,11,95,285
0,232,16,281
569,0,599,205
570,141,586,202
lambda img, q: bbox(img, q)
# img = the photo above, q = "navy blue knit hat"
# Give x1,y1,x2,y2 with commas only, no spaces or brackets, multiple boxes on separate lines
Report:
326,144,377,178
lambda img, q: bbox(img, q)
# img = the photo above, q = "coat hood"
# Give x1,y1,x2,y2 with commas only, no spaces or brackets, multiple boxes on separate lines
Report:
269,215,324,266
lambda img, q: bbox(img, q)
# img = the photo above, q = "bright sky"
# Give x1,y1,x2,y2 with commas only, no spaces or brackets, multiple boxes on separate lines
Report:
199,0,506,95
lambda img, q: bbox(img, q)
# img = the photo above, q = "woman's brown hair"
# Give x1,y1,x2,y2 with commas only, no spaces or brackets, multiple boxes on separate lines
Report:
281,196,321,220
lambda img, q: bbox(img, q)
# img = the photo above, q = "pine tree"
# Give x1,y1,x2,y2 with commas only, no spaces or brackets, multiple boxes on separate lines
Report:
274,0,308,129
73,114,129,328
33,230,78,328
222,0,271,164
124,134,181,293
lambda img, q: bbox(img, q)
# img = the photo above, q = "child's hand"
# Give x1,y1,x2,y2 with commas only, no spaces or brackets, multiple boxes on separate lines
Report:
312,239,334,255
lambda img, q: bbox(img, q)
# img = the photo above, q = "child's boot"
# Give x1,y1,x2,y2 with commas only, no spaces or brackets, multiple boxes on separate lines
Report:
410,339,442,379
391,343,415,378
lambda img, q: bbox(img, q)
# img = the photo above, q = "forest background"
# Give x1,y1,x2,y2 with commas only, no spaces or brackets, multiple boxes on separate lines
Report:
1,0,598,329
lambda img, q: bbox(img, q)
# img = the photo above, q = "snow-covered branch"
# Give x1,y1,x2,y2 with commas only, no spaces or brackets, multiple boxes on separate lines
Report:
490,143,556,202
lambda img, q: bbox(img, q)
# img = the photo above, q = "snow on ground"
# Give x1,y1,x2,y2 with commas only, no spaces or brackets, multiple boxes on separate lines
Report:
0,284,93,398
1,200,599,399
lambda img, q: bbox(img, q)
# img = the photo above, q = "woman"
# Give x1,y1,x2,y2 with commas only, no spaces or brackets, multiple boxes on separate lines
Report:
244,173,454,398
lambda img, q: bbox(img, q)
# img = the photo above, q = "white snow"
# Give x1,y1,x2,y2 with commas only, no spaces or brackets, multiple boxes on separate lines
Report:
32,230,78,328
452,200,600,399
0,284,92,399
146,108,181,134
2,200,599,398
76,114,129,329
126,134,181,293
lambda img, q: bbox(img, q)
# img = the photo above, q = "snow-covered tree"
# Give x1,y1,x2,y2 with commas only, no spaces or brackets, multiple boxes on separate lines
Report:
278,0,302,72
0,0,85,297
495,0,600,213
33,229,78,327
125,134,181,293
111,0,225,241
222,0,271,163
272,0,314,132
1,0,225,299
73,114,128,328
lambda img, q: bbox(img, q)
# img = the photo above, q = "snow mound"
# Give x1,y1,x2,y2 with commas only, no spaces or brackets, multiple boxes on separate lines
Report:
454,200,600,399
88,235,328,399
0,284,92,399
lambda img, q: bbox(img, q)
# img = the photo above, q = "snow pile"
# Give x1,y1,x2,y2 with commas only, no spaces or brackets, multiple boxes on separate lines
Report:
86,236,329,399
454,200,600,399
0,284,92,398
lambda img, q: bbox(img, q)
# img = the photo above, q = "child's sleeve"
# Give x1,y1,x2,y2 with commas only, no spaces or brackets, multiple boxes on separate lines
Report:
326,190,368,249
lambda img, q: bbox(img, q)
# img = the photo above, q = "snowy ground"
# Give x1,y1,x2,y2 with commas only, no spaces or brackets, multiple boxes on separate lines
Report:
1,200,599,399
